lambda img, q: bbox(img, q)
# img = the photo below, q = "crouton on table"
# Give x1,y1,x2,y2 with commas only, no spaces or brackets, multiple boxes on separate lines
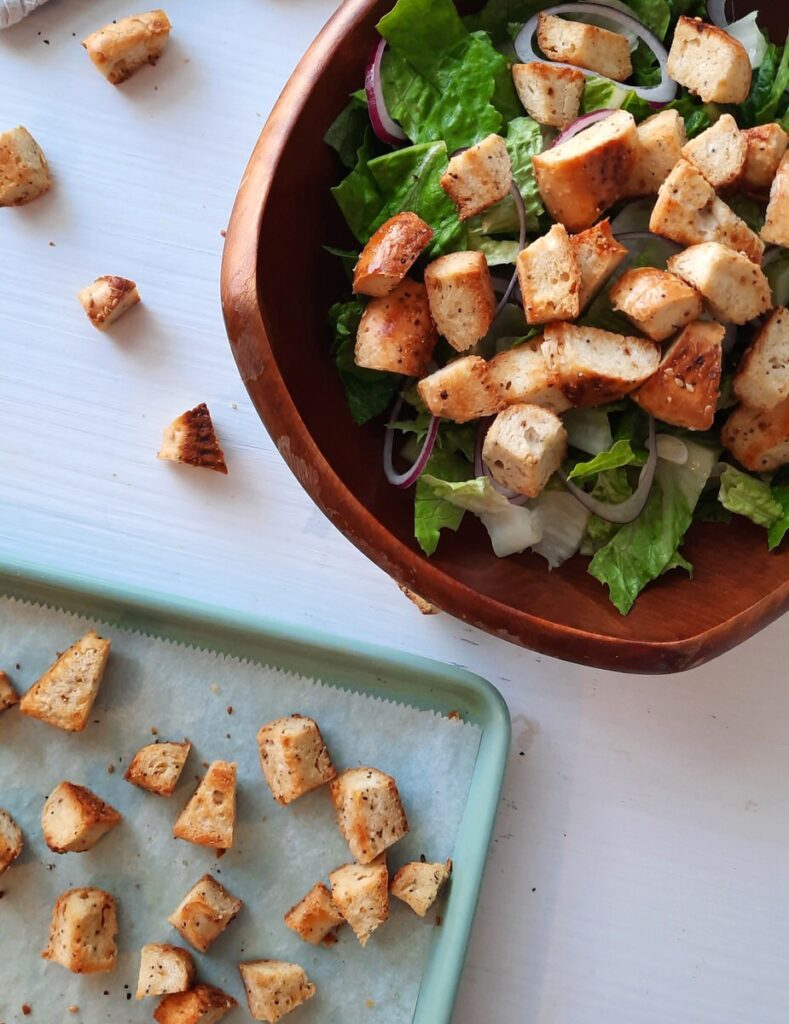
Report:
329,857,389,946
391,858,452,917
355,278,438,376
762,152,789,248
257,714,335,805
19,631,110,732
536,12,632,81
569,218,628,310
168,874,242,953
154,985,236,1024
43,888,117,974
517,223,580,324
418,355,504,423
681,113,746,190
284,882,344,945
487,340,570,412
511,62,584,129
740,123,788,196
667,16,751,104
0,807,23,875
125,740,191,796
77,276,140,331
0,125,51,207
0,670,18,713
173,761,236,849
42,781,122,853
734,309,789,411
158,403,228,474
353,212,433,297
723,399,789,472
424,251,496,352
329,767,408,863
440,134,511,221
609,268,703,342
137,944,196,999
482,403,567,498
622,109,686,198
83,10,172,85
667,243,772,325
239,961,316,1023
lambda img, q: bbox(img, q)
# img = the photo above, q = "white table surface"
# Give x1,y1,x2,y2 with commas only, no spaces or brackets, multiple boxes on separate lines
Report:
2,2,789,1021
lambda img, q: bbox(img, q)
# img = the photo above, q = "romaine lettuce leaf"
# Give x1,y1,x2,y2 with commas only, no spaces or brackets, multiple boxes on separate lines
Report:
324,90,371,170
665,92,720,138
768,484,789,550
726,195,765,234
567,438,646,481
331,131,388,244
328,300,399,425
581,78,652,120
581,467,632,553
718,464,782,528
624,0,670,39
766,252,789,307
414,448,471,555
738,33,789,126
531,490,590,567
476,116,545,234
562,408,614,456
463,0,552,44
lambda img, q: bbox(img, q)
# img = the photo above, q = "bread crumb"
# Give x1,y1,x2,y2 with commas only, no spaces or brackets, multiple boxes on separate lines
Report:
151,726,158,736
107,764,115,774
68,1007,78,1014
366,999,375,1009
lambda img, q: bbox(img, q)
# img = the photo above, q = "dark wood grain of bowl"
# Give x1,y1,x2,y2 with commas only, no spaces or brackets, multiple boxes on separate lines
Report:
221,0,789,674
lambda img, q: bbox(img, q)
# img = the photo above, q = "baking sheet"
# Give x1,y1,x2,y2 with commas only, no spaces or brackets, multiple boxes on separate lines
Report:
0,596,482,1024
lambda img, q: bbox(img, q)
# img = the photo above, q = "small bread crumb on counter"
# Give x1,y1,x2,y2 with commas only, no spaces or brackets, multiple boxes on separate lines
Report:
82,11,172,85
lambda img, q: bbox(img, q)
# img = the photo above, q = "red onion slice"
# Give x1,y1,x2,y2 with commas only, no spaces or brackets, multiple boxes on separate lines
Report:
475,419,531,505
550,108,618,148
383,392,439,488
365,38,407,146
493,183,528,318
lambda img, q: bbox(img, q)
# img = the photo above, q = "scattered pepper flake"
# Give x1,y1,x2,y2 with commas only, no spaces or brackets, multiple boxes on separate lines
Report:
226,705,233,715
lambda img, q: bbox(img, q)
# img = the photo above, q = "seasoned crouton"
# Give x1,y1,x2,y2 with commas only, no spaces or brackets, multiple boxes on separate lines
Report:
398,584,440,614
667,242,771,324
173,761,236,849
125,740,191,796
723,398,789,472
391,859,452,917
284,882,344,946
43,888,117,974
137,944,196,999
0,807,23,875
536,12,632,81
77,276,140,331
734,308,789,411
257,714,335,806
154,985,236,1024
42,781,122,854
20,631,110,732
609,268,703,341
0,126,51,207
353,213,433,297
667,17,751,104
158,403,228,474
569,219,628,310
0,671,18,713
487,340,571,412
517,224,580,324
440,134,512,221
168,874,242,953
511,62,584,129
649,159,763,263
632,320,724,430
482,403,567,497
418,355,504,423
622,109,687,198
424,251,496,352
533,110,638,231
740,123,788,196
355,278,438,376
762,152,789,248
83,10,172,85
329,766,408,864
239,961,316,1023
681,113,746,189
329,857,389,946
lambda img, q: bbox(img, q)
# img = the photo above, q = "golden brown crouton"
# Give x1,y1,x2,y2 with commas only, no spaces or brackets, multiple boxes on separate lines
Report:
284,882,344,946
391,858,452,917
42,781,122,854
353,212,433,297
417,355,504,423
723,399,789,472
681,113,746,190
609,268,703,341
667,17,751,104
398,584,440,615
569,219,628,311
154,985,237,1024
740,123,788,196
329,857,389,946
355,278,438,376
536,12,632,81
83,10,172,85
511,62,585,129
173,761,236,850
0,807,23,875
762,152,789,248
77,276,140,331
136,944,196,1000
440,134,512,221
487,340,571,412
0,671,19,713
329,766,408,864
168,874,242,953
424,251,496,352
517,223,580,324
239,961,316,1023
19,631,110,732
43,888,117,974
125,740,191,796
0,126,51,207
482,403,567,497
257,714,335,806
667,243,772,324
158,403,228,474
622,109,687,199
734,308,789,411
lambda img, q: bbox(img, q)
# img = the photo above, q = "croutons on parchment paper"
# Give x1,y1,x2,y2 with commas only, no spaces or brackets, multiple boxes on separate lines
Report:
173,760,236,849
126,739,191,796
153,984,236,1024
0,670,19,713
137,943,196,999
0,125,51,207
329,856,389,946
42,781,122,853
239,960,316,1023
391,858,452,917
19,630,110,732
482,403,567,498
43,887,117,974
83,10,172,85
329,767,408,864
284,882,344,946
257,714,335,806
168,874,242,953
0,807,23,875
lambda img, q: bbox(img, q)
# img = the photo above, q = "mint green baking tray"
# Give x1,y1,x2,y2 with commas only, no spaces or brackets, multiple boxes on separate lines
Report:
0,556,510,1024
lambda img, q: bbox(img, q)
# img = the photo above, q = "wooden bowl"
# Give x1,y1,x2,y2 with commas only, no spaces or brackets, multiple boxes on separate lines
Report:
221,0,789,674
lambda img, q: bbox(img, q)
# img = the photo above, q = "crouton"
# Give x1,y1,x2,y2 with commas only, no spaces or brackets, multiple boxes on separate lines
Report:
398,584,439,614
257,714,335,806
511,62,585,129
649,159,764,263
19,631,110,732
517,224,580,324
0,807,23,875
239,961,316,1023
536,12,632,81
740,123,788,196
43,888,117,974
532,110,638,232
154,985,236,1024
391,858,452,917
569,218,628,310
487,339,571,412
168,874,242,953
622,109,687,198
284,882,344,946
0,671,18,713
482,403,567,497
353,212,433,297
609,267,703,341
440,134,512,221
667,242,772,324
173,761,236,850
542,323,661,406
125,740,191,796
424,251,496,352
329,857,389,946
0,125,51,207
158,403,228,474
734,308,789,411
137,944,196,1000
681,113,746,190
762,152,789,248
329,766,408,864
42,781,122,854
667,17,751,104
418,355,504,423
632,320,724,430
723,399,789,472
77,276,140,331
355,278,438,376
83,10,172,85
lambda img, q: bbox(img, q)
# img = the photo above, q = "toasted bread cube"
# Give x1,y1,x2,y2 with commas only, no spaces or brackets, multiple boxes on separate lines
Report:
173,761,236,850
0,125,51,207
542,323,661,406
43,888,117,974
329,766,408,864
154,985,237,1024
734,308,789,411
77,275,140,331
762,152,789,248
649,159,763,263
125,740,191,796
569,218,628,311
168,874,242,953
536,12,632,81
667,242,771,325
284,882,344,946
391,858,452,917
19,631,110,732
533,110,638,232
622,110,686,199
632,320,724,430
0,807,23,875
424,251,496,352
239,961,316,1023
329,858,389,946
257,714,335,806
723,399,789,472
137,944,196,1000
158,403,228,474
418,355,504,423
681,113,746,190
740,123,788,197
398,584,439,615
482,403,567,498
353,212,433,297
355,278,438,376
517,224,580,325
609,268,703,341
42,781,122,854
83,10,172,85
440,134,512,221
667,17,751,104
487,340,571,412
0,671,19,713
512,62,584,129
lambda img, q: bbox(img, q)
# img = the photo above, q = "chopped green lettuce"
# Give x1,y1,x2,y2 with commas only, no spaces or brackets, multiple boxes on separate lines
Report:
625,0,670,39
737,32,789,126
328,300,399,425
562,408,614,456
581,467,633,553
726,195,765,234
324,90,372,169
718,464,782,528
567,439,646,481
414,449,471,555
768,484,789,550
665,92,720,138
531,490,590,567
581,78,652,120
766,252,789,307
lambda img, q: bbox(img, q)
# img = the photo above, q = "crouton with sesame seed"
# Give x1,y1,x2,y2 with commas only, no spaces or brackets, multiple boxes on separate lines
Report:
353,212,433,297
284,882,344,946
19,631,110,732
168,874,242,953
511,62,585,129
391,858,452,917
173,760,236,850
42,781,122,853
418,355,504,423
77,276,140,331
354,278,438,376
0,126,51,206
153,985,237,1024
0,671,18,713
609,268,703,342
329,857,389,946
239,961,316,1023
158,404,228,474
517,224,580,325
723,399,789,472
667,243,772,325
667,17,751,104
257,714,335,805
125,740,191,796
83,10,172,85
440,134,512,221
43,888,117,974
329,767,408,864
733,309,789,411
136,944,196,1000
424,251,496,352
0,808,23,875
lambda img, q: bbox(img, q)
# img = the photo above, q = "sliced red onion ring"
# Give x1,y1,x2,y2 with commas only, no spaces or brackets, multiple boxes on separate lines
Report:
493,183,528,317
706,0,731,27
475,420,531,505
383,392,439,488
365,38,407,146
550,108,617,148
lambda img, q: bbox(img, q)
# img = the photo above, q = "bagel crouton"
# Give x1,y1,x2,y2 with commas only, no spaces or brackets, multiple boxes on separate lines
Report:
19,631,110,732
0,671,18,713
284,882,344,946
153,985,236,1024
137,944,196,999
353,212,433,297
667,243,771,324
168,874,242,953
762,152,789,248
391,859,452,917
569,219,628,310
256,714,335,806
734,309,789,411
43,888,117,974
740,123,788,196
329,767,408,864
511,62,585,128
482,403,567,497
239,961,316,1023
681,113,746,189
487,340,571,412
173,761,236,850
536,12,632,81
622,110,686,198
609,268,703,341
667,17,751,104
424,251,496,351
125,740,191,796
355,279,438,376
0,808,23,875
418,355,504,422
517,224,580,324
329,858,389,946
158,403,228,474
42,781,122,854
83,10,172,85
440,134,512,221
77,275,140,331
723,399,789,472
0,125,51,206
